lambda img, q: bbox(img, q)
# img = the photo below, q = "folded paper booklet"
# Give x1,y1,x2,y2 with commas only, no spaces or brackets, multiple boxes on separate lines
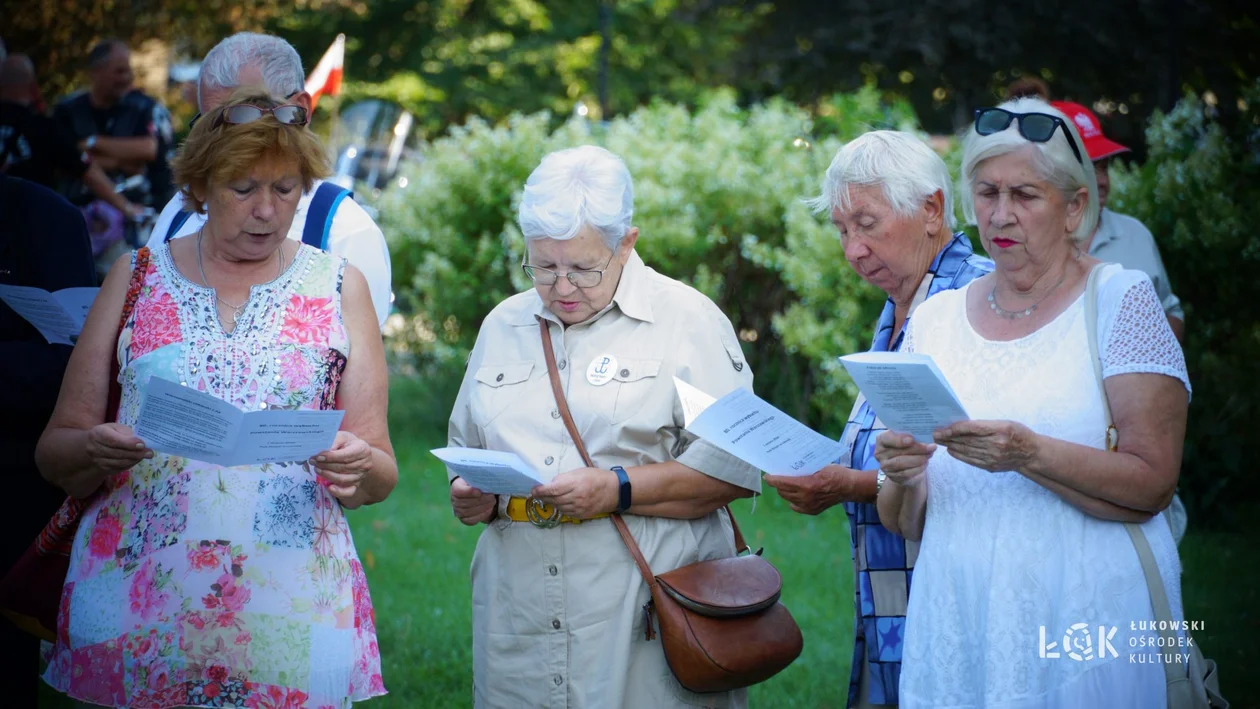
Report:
0,284,99,345
431,447,546,497
134,376,344,466
838,351,970,443
675,377,845,477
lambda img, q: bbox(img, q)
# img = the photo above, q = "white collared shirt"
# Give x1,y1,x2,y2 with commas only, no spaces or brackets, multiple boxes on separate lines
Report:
1088,208,1184,321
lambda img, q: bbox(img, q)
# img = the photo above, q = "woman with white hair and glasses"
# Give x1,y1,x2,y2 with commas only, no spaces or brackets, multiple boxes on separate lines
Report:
764,130,992,708
445,145,760,707
875,98,1190,706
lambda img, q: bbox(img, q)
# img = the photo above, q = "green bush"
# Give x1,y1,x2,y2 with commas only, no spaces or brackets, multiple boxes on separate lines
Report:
378,88,920,428
1108,83,1260,527
379,85,1257,526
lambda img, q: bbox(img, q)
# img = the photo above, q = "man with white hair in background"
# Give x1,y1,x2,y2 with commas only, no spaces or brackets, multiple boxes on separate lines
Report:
148,32,392,328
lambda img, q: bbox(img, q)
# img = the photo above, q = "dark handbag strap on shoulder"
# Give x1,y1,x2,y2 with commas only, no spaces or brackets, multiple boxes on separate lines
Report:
107,246,150,422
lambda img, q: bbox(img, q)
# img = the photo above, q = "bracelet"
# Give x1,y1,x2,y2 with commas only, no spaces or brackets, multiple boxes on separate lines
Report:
875,469,887,495
610,466,632,513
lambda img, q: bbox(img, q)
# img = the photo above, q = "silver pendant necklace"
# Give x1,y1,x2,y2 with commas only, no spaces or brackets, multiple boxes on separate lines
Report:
988,271,1067,319
196,229,284,327
988,248,1083,320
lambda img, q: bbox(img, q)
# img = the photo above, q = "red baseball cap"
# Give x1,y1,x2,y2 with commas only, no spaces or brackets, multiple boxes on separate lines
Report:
1051,101,1130,161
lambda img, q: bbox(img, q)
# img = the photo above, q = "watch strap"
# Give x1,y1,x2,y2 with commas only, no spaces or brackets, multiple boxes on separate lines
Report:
611,465,632,512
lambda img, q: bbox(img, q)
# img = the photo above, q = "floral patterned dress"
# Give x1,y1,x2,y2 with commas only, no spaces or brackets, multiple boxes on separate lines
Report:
43,242,384,709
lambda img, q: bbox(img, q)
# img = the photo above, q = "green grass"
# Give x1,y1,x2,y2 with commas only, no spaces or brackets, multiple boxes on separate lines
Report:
38,378,1260,707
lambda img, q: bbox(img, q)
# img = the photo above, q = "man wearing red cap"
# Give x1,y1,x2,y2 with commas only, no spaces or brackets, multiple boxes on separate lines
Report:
1053,100,1185,342
1054,100,1189,547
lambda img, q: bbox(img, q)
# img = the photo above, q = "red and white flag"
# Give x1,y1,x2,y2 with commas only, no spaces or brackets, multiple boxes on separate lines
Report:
305,34,345,109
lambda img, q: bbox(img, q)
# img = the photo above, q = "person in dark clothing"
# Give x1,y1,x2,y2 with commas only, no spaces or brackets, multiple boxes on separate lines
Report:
0,54,143,217
0,174,96,709
52,40,174,209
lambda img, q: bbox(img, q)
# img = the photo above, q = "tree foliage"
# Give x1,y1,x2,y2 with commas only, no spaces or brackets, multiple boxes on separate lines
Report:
275,0,760,136
733,0,1260,150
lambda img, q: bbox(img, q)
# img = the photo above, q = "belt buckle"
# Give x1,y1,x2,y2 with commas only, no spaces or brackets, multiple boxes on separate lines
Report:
525,497,562,529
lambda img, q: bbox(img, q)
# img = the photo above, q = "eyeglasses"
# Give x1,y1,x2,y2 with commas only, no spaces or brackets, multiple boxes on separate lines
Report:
189,103,309,130
973,107,1085,165
211,104,309,130
522,252,616,288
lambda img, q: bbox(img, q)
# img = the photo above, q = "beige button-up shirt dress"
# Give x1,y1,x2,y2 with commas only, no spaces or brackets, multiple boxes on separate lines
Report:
447,250,762,708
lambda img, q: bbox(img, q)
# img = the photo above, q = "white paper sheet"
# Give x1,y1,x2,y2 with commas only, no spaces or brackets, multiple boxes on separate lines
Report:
681,381,845,477
134,377,343,466
838,351,970,443
0,284,99,345
673,376,717,427
431,447,546,496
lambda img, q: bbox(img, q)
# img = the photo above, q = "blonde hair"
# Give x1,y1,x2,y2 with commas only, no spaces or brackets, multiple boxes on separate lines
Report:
172,87,329,214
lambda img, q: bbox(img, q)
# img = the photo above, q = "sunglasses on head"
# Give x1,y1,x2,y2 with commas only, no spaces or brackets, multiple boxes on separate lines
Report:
189,103,309,130
973,107,1084,165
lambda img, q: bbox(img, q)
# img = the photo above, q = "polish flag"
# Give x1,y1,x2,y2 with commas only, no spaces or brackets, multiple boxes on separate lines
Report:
305,34,345,109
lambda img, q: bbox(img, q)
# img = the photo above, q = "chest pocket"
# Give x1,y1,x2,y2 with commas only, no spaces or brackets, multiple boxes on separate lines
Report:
587,357,663,425
471,360,535,427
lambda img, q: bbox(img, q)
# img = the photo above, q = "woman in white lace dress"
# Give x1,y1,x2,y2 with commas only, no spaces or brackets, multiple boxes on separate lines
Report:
874,98,1190,708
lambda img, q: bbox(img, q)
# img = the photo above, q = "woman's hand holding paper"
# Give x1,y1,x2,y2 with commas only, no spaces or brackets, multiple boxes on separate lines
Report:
311,430,373,500
932,420,1039,473
450,477,498,525
531,467,619,520
87,422,153,475
874,431,936,485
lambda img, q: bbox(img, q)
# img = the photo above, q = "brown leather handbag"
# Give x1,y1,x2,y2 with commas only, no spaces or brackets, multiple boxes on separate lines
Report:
538,319,803,693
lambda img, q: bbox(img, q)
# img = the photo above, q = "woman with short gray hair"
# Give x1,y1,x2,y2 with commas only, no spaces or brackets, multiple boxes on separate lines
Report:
875,98,1189,706
765,129,993,707
445,145,760,707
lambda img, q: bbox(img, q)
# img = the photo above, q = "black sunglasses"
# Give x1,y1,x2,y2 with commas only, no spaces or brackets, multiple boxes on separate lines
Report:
973,107,1085,165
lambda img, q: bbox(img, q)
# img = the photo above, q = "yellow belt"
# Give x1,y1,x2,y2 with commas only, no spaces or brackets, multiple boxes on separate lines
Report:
505,497,610,528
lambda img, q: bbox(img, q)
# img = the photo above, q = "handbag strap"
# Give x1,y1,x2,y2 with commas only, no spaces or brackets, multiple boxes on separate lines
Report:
1083,264,1182,687
536,318,751,582
107,247,150,423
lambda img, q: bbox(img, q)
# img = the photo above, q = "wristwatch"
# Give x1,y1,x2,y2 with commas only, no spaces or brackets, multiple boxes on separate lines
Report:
875,469,887,495
610,466,632,513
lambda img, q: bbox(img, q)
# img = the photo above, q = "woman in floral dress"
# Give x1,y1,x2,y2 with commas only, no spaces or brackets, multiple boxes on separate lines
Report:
36,88,397,708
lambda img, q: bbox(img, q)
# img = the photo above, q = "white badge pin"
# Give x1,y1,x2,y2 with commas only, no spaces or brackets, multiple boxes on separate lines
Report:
586,354,618,386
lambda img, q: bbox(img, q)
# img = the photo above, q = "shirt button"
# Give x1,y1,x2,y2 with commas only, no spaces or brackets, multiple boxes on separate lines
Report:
495,373,504,382
559,360,567,370
548,565,558,576
551,409,560,419
553,675,563,686
734,361,744,372
552,619,561,630
619,368,630,377
544,456,554,465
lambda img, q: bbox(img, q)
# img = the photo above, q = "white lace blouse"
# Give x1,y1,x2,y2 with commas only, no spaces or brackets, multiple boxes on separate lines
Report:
897,264,1189,709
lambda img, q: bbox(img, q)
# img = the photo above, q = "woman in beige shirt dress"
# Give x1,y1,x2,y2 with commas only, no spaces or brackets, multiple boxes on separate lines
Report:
446,145,762,708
